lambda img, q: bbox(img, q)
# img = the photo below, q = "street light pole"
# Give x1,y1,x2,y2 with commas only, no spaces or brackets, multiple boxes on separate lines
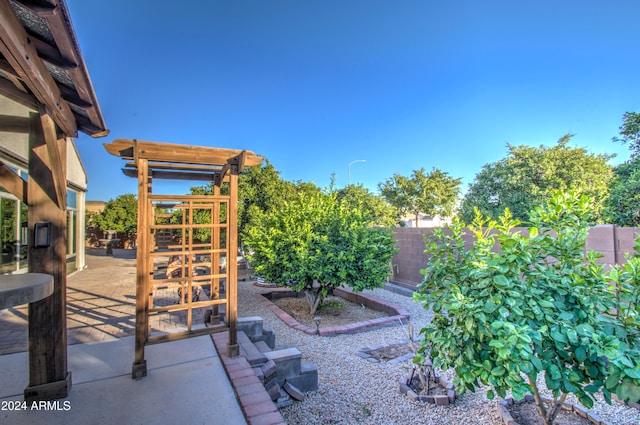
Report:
348,159,366,185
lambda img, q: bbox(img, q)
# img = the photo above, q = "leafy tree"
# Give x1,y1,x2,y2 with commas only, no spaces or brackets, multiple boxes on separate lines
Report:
378,167,461,227
603,159,640,226
243,188,397,314
612,111,640,159
415,191,640,425
238,160,302,237
93,194,138,240
604,112,640,226
336,184,399,227
459,135,613,223
185,159,314,245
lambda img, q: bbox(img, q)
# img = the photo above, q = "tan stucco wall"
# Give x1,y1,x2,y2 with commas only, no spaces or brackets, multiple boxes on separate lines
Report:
0,96,30,163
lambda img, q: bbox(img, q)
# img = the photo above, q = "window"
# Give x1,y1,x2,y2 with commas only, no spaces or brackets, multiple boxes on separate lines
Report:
0,165,28,273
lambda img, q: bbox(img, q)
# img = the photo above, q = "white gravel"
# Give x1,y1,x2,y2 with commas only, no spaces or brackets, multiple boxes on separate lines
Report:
237,282,640,425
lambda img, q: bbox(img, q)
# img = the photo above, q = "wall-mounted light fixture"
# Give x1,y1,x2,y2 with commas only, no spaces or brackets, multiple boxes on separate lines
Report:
34,222,51,248
20,222,28,246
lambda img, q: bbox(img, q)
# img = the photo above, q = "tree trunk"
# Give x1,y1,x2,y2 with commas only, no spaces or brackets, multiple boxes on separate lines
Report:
528,375,549,425
527,375,566,425
305,288,323,315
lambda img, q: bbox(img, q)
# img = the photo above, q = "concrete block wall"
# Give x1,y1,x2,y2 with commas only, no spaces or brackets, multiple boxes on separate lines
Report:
391,225,640,290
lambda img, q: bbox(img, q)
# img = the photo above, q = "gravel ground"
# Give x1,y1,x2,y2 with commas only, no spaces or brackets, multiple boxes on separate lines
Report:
238,282,640,425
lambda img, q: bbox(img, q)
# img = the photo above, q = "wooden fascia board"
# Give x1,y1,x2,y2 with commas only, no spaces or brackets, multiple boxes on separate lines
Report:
0,0,77,137
0,161,28,203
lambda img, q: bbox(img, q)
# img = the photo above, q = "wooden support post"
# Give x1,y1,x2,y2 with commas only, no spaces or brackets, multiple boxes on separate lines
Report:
210,184,220,323
226,172,239,357
24,108,70,401
132,158,149,379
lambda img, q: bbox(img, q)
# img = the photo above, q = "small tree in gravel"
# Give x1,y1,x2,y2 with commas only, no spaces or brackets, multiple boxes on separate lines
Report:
244,188,397,315
414,191,640,425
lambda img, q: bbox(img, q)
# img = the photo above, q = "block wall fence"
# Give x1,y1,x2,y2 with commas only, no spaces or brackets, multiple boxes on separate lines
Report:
390,225,640,291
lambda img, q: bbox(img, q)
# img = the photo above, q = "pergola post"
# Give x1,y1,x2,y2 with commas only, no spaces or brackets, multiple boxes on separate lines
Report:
132,157,149,379
24,106,70,401
226,171,239,357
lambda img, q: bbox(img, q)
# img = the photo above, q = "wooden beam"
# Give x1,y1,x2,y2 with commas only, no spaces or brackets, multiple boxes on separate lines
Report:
122,168,216,181
39,104,66,210
228,150,247,174
28,34,78,70
25,108,70,401
105,139,263,167
214,163,230,188
0,161,28,203
58,83,92,108
0,58,30,92
0,114,30,133
0,75,38,109
126,161,224,173
0,0,77,137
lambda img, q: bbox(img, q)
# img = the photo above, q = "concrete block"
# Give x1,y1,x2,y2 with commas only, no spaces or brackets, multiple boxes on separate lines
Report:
264,348,301,384
237,331,267,366
255,340,271,353
252,366,264,383
262,327,276,348
399,383,410,395
421,395,435,404
283,381,305,401
261,360,278,384
266,381,281,401
237,316,264,339
434,395,449,406
285,375,317,393
275,392,293,408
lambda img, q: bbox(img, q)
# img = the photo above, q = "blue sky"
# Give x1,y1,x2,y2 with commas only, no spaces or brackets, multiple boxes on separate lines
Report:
67,0,640,202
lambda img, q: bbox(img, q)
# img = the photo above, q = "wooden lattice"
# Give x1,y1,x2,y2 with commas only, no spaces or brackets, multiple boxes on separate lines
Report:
104,139,262,378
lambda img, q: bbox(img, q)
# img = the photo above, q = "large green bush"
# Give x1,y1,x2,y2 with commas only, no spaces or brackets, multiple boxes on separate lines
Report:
415,191,640,425
244,189,397,314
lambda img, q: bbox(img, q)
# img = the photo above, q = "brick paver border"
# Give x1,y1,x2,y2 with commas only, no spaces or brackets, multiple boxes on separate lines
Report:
212,332,286,425
255,286,410,336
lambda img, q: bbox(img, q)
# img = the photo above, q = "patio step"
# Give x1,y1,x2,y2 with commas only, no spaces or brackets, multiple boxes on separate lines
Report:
255,340,271,353
237,331,267,366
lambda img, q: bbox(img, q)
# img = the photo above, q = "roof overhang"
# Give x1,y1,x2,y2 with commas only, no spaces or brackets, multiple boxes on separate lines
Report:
0,0,108,138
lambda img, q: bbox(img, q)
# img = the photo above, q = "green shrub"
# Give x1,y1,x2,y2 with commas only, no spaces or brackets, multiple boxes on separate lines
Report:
415,191,640,425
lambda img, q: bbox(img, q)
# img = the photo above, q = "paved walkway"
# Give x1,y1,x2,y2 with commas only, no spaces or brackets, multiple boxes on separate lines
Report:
0,248,212,354
1,248,140,354
0,248,284,425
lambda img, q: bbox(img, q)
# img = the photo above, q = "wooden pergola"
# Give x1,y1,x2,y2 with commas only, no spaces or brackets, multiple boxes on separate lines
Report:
104,139,262,378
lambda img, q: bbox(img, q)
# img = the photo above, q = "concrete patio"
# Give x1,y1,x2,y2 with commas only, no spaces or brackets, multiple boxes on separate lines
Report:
0,334,245,425
0,248,274,425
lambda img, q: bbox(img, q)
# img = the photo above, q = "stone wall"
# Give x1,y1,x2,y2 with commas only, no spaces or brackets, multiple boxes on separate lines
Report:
391,225,640,290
